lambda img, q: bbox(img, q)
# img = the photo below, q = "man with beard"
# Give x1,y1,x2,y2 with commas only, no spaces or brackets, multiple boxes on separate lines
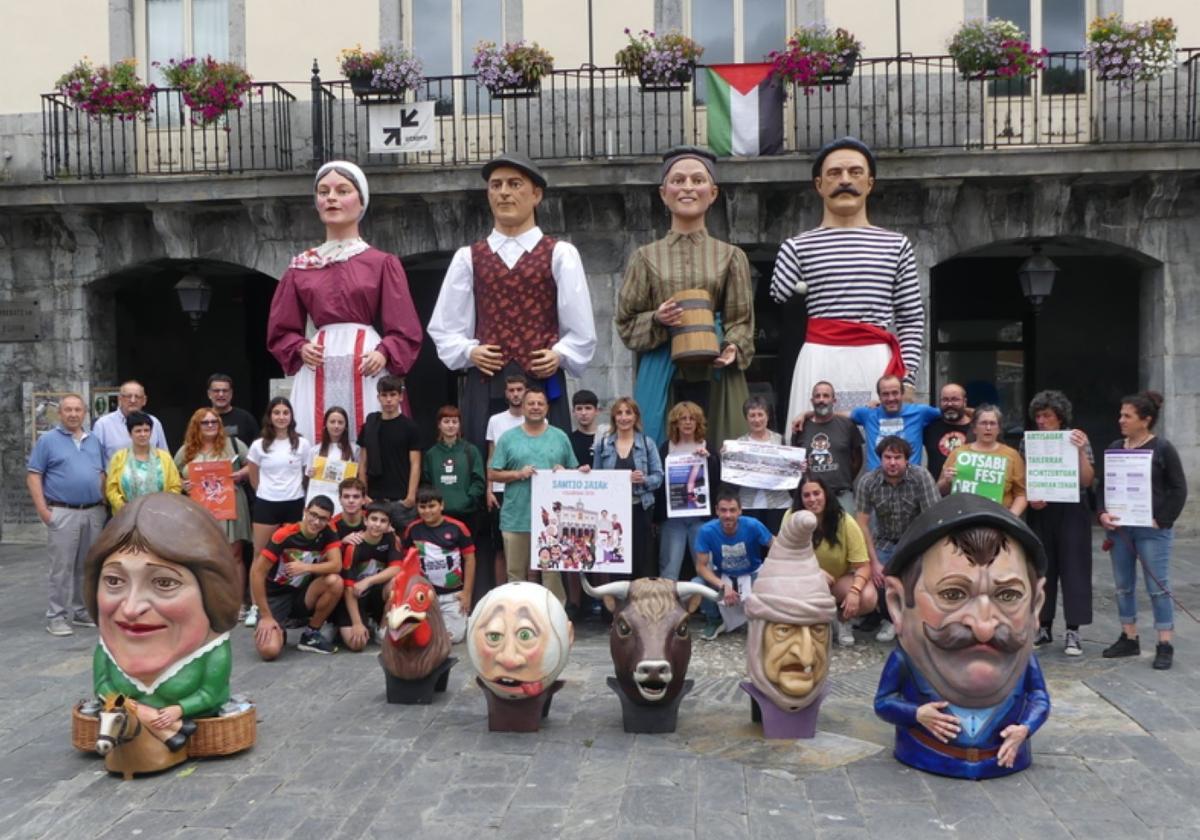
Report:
923,383,974,479
770,137,924,422
792,381,864,513
874,494,1049,779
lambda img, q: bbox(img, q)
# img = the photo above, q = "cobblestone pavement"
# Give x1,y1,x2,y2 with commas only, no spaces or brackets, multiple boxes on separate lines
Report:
0,532,1196,839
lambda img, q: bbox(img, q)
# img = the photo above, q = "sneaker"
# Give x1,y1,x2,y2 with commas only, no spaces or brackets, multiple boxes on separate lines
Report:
46,617,73,636
243,605,259,628
835,619,855,647
1152,642,1174,670
700,618,724,641
297,628,336,654
1102,632,1140,658
875,619,896,643
71,612,96,628
1064,630,1083,657
1034,626,1053,647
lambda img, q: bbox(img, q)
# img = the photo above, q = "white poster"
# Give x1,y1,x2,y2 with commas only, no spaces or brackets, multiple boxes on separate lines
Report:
1103,449,1153,527
530,470,632,574
720,440,806,491
367,101,437,153
665,454,710,518
1024,431,1079,503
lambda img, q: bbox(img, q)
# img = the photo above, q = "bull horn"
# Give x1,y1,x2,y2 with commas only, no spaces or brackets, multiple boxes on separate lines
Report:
675,581,720,602
580,577,631,601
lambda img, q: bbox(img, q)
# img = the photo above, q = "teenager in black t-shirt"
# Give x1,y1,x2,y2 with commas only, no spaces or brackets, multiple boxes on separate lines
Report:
332,502,404,651
358,376,420,520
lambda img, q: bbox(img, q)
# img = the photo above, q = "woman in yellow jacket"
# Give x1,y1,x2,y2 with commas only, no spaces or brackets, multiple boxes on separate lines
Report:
105,411,182,511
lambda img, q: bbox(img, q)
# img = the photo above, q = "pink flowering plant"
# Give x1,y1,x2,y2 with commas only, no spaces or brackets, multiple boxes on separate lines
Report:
55,59,155,121
158,56,253,126
948,19,1047,80
615,29,704,86
769,25,862,91
1085,14,1177,83
473,40,554,94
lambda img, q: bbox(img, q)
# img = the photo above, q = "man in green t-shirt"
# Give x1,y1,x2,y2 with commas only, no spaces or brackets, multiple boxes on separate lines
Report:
488,386,588,603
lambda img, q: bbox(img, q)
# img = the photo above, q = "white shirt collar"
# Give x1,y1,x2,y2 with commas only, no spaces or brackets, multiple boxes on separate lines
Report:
487,226,544,253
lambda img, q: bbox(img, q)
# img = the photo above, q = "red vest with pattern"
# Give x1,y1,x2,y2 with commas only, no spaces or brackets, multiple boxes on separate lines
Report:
471,235,559,374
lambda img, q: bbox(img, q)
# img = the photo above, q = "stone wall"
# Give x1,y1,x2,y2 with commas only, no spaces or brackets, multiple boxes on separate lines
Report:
1,153,1198,536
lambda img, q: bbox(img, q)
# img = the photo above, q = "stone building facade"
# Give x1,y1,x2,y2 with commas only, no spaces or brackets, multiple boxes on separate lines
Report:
1,145,1197,537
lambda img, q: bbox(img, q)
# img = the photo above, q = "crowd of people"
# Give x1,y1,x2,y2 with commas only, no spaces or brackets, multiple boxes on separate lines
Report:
25,138,1189,676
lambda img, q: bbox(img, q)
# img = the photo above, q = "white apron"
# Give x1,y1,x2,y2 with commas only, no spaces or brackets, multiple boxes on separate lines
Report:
787,341,892,422
290,322,382,445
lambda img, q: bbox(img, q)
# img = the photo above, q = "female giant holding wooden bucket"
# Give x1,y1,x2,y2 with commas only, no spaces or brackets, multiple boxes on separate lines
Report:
615,146,756,449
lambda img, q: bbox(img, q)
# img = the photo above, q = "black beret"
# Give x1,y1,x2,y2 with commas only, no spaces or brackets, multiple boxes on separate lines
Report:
481,152,547,189
811,136,877,180
885,494,1046,579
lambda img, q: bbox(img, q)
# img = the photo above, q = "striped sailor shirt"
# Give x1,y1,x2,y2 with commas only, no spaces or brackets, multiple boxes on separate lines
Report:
768,226,924,382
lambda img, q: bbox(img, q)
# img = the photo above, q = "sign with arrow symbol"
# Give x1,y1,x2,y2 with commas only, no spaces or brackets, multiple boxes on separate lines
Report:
368,101,437,154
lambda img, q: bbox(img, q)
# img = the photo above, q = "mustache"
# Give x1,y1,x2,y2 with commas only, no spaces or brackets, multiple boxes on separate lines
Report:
923,621,1027,654
832,186,861,197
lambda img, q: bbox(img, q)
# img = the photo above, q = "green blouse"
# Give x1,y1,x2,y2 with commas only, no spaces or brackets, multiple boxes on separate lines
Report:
93,634,232,719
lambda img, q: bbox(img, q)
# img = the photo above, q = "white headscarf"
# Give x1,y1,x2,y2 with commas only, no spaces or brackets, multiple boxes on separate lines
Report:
314,160,370,219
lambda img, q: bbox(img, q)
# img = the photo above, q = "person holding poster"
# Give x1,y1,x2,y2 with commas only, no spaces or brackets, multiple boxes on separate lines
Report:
267,161,422,444
306,406,359,514
730,395,794,535
593,397,663,579
938,405,1027,516
657,402,718,580
1023,391,1094,656
105,411,182,512
175,408,253,620
616,146,754,449
1097,391,1188,670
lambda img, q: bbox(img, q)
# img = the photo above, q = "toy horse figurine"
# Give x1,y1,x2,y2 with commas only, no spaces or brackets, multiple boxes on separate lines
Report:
378,550,454,703
95,694,189,781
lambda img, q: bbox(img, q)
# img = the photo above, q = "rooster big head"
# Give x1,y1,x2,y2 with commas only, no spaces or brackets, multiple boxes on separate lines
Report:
380,549,452,680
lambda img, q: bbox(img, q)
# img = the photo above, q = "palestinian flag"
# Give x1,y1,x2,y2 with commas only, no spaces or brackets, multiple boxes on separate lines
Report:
703,63,785,157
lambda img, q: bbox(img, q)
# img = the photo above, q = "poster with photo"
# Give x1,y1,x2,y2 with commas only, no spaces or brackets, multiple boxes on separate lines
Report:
720,440,806,490
530,469,632,574
665,454,710,518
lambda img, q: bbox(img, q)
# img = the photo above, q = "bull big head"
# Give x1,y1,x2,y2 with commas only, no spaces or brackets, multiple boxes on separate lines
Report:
582,577,717,706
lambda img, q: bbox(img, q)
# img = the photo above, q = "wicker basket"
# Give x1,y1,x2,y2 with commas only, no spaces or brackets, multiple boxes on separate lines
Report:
71,702,256,757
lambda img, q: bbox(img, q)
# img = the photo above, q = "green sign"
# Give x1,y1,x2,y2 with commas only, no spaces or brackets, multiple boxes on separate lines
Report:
951,450,1007,503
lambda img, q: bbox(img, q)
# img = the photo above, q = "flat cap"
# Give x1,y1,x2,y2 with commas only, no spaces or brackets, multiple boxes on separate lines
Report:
811,135,877,180
659,144,718,183
482,152,547,189
885,494,1046,579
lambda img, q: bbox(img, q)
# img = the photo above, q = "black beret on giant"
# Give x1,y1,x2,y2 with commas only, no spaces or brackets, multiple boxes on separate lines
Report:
885,494,1046,579
481,152,547,189
811,135,877,180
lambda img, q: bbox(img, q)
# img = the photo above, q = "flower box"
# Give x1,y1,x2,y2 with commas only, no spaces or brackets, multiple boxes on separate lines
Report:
157,56,253,126
769,26,862,91
340,46,425,98
615,29,703,93
1085,14,1177,84
55,59,155,120
948,19,1046,81
474,40,554,98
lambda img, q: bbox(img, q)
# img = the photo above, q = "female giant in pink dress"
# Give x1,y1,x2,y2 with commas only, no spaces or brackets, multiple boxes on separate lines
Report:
267,161,422,443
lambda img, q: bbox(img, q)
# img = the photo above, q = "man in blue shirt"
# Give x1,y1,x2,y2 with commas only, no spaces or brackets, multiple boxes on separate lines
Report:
851,375,941,470
693,489,773,640
26,394,107,636
92,380,169,467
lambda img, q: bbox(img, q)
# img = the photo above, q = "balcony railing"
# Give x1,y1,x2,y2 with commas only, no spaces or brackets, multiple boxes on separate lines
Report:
40,49,1198,180
41,83,295,179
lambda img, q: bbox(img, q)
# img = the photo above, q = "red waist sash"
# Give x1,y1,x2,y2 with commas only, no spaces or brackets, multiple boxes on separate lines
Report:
805,317,907,380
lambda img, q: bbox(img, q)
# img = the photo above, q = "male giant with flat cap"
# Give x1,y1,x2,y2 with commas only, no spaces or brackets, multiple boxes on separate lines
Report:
429,153,597,450
769,137,925,421
873,494,1050,780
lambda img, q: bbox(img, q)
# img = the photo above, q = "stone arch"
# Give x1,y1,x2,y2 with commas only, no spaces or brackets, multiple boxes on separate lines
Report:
88,257,282,445
929,234,1161,448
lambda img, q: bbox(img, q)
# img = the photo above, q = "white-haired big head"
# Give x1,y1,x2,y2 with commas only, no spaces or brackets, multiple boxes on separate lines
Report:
467,581,574,700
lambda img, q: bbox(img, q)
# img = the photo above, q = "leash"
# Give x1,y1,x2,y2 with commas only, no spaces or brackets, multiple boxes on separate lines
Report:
1104,527,1199,624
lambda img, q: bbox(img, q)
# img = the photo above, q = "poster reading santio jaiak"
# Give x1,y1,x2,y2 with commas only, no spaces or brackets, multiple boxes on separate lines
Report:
530,470,633,575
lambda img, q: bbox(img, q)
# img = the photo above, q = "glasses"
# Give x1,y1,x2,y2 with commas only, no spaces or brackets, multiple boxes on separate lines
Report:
305,511,331,524
199,420,220,427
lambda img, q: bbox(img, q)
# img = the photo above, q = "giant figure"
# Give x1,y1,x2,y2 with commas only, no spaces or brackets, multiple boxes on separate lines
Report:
267,160,423,443
769,137,924,419
428,153,597,452
874,494,1050,780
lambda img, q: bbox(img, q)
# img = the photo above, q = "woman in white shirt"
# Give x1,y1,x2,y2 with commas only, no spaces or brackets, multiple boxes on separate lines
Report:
247,397,312,563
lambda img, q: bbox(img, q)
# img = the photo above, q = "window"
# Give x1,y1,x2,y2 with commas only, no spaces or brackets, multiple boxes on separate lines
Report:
410,0,503,114
988,0,1087,94
688,0,787,101
144,0,230,86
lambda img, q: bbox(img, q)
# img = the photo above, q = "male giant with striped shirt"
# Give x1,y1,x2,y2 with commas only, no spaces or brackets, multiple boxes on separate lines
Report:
769,138,925,422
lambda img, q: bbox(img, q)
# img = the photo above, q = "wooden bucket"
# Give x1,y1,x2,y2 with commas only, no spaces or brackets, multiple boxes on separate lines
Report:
669,289,719,364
